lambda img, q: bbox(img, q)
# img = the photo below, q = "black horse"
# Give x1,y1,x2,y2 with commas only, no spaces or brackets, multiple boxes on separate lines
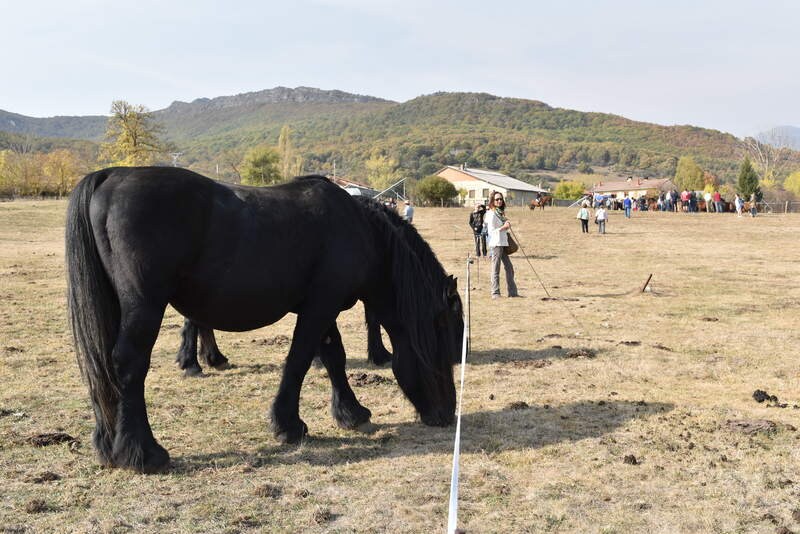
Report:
174,196,447,375
175,304,393,376
66,167,462,473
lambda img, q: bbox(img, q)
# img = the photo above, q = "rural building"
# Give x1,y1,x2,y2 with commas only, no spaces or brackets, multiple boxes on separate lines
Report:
590,177,675,199
436,165,549,207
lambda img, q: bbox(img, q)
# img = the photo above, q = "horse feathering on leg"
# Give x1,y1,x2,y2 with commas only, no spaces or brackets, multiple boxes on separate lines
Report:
66,168,460,472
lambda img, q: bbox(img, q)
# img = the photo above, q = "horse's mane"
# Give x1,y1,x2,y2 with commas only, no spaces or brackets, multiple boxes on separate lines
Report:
353,196,448,283
352,196,455,381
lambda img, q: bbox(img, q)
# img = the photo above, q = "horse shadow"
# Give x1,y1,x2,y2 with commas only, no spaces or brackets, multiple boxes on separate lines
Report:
172,399,672,473
466,347,606,365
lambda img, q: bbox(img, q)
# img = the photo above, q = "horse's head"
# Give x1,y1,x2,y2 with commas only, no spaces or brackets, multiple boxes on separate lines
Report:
390,274,462,428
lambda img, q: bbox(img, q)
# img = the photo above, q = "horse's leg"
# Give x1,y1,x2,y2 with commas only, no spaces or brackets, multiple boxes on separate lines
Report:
270,309,338,444
109,301,170,472
175,318,203,377
365,306,392,366
318,323,372,429
198,327,231,370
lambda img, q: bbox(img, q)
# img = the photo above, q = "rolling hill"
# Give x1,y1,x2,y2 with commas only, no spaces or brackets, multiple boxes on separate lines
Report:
2,87,798,185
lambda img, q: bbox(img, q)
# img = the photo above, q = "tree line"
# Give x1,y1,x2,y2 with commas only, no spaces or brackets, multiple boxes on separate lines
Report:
2,98,800,205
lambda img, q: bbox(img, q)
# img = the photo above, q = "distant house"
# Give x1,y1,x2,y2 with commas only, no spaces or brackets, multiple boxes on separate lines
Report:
590,177,675,199
436,165,549,207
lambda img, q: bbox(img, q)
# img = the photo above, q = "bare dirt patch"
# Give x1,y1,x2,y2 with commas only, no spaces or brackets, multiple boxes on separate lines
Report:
26,433,77,447
347,372,392,386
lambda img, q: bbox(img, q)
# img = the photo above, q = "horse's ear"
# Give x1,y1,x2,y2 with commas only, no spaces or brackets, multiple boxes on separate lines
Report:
447,275,458,296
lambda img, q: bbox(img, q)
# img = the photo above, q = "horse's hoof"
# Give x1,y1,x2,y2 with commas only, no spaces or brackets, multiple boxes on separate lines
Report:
182,366,204,378
421,410,455,427
334,403,372,430
273,420,308,444
202,351,230,368
111,439,171,473
369,353,392,367
210,361,232,371
139,449,171,474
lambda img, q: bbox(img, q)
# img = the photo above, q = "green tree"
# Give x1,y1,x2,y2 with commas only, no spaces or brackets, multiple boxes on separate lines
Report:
43,149,81,197
415,175,457,205
99,101,171,166
736,156,761,200
0,150,10,196
554,180,585,200
365,154,400,191
673,156,704,190
277,125,303,180
241,145,281,186
784,170,800,196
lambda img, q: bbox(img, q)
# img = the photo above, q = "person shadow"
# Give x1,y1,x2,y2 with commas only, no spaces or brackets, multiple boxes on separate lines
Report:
172,399,672,473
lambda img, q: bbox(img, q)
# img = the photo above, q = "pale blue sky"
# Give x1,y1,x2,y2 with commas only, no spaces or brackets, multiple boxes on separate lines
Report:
2,0,797,137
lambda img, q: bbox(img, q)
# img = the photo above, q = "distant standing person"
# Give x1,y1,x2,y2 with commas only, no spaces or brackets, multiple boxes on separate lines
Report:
595,204,608,234
713,190,723,213
623,195,632,218
469,203,487,257
749,192,757,217
704,191,713,212
403,200,414,223
734,193,743,217
485,191,519,299
577,202,590,233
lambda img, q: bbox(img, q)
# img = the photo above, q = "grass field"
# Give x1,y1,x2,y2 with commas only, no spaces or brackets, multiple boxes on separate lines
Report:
1,200,799,533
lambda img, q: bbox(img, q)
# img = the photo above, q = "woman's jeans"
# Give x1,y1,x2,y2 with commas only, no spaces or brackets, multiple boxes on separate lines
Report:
490,246,518,297
580,219,589,233
598,220,606,234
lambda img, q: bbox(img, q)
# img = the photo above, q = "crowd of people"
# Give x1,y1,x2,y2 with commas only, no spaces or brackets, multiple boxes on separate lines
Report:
589,189,759,217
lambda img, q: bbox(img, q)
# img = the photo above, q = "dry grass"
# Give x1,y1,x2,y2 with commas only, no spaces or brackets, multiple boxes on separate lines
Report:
1,200,799,533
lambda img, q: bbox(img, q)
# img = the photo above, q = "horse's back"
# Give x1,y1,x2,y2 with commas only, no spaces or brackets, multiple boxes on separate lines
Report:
86,168,373,330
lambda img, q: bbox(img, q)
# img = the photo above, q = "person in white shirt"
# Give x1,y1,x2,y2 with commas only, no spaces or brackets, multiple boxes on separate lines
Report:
403,200,414,223
595,205,608,234
484,191,519,299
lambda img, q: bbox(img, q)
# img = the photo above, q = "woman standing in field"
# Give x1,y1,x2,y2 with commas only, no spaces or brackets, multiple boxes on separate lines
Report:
577,201,590,233
595,204,608,234
485,191,519,299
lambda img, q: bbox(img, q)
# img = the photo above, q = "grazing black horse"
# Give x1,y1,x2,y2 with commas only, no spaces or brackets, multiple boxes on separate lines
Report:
174,195,459,375
66,167,462,473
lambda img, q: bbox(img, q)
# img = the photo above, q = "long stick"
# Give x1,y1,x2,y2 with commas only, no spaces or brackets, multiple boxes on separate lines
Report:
640,273,653,293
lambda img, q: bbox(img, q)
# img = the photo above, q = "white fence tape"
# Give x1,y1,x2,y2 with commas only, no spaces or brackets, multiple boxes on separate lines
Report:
446,256,471,534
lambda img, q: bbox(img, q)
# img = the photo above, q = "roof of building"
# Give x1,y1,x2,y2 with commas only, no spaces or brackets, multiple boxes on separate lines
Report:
591,177,673,193
439,166,549,193
329,176,379,196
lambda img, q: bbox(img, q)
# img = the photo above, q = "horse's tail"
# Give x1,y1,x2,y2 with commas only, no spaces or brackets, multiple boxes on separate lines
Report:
65,169,120,431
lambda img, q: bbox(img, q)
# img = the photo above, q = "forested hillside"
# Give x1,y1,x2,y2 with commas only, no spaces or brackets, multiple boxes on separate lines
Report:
2,88,799,189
